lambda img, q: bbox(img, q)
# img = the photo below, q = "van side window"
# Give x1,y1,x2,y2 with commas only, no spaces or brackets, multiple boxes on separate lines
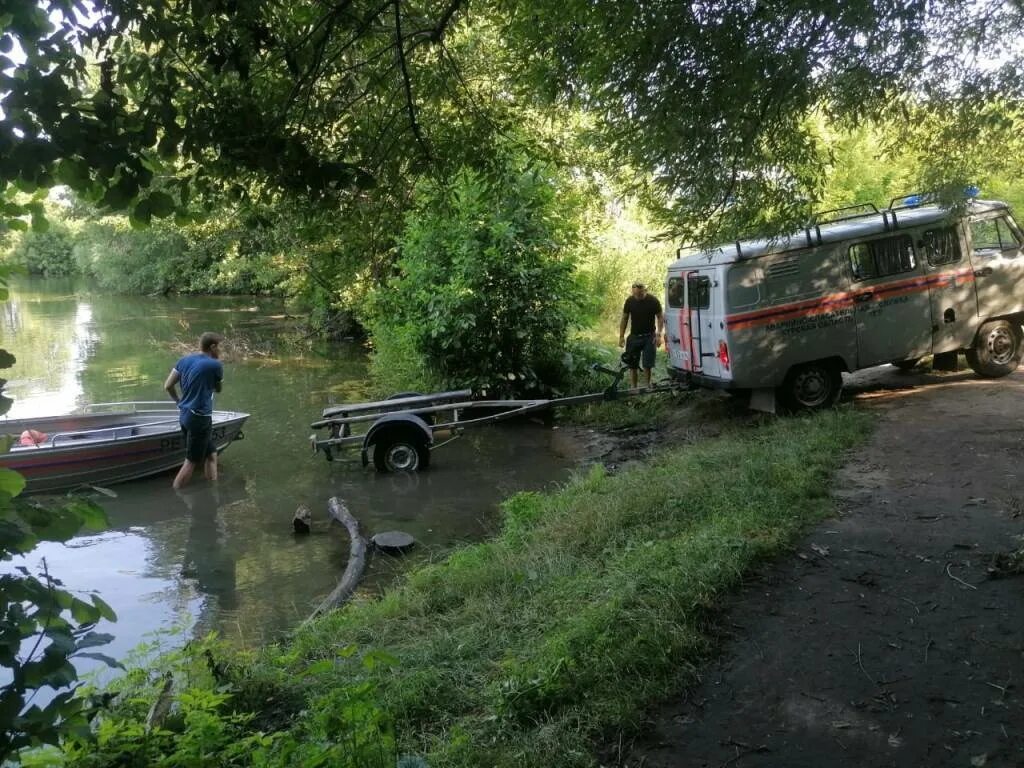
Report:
667,277,684,308
687,275,711,310
726,266,760,310
848,235,916,282
920,227,962,267
971,217,1021,256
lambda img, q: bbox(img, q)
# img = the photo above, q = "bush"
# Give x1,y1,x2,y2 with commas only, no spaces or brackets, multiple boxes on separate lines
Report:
72,221,193,294
4,222,76,277
366,158,586,397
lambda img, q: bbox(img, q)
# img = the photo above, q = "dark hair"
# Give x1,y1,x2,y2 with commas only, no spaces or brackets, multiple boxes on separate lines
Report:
199,332,223,352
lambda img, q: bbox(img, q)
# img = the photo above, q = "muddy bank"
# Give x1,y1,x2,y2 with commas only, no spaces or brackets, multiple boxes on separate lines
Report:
612,367,1024,768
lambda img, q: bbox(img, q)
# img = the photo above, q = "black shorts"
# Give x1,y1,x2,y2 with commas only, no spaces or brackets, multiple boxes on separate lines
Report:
180,411,216,463
623,333,656,370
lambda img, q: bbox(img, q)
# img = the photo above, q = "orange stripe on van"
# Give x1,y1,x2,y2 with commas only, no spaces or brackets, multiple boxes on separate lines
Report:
725,268,974,331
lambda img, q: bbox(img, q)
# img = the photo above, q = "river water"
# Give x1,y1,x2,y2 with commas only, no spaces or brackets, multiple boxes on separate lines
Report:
1,278,578,662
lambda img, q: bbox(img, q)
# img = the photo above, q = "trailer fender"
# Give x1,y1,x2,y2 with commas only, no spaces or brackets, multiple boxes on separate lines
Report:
361,414,433,470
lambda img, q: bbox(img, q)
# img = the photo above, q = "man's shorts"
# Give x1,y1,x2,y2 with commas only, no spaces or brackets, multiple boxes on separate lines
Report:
180,411,217,463
623,333,656,370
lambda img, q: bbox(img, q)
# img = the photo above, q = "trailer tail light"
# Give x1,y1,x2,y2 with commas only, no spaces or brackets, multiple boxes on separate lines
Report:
717,340,731,370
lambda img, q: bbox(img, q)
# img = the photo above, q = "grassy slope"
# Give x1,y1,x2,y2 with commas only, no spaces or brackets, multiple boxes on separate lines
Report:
280,408,873,767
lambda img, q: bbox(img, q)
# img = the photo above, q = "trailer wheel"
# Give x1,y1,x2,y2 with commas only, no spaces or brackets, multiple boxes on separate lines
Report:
966,320,1022,378
372,433,431,472
779,362,842,412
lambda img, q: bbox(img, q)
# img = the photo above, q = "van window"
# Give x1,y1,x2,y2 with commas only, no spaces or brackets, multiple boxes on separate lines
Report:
687,275,711,310
971,217,1021,256
727,266,760,309
920,227,962,267
849,235,916,281
667,277,684,308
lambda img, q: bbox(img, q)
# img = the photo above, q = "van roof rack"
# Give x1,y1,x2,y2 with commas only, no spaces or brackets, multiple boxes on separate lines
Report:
888,192,934,210
810,202,881,225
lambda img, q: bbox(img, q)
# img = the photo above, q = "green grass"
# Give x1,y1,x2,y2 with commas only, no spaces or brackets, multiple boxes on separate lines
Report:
51,408,873,767
276,407,874,767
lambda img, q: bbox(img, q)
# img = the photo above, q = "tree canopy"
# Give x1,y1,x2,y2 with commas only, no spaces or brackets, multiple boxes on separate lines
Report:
2,0,1022,240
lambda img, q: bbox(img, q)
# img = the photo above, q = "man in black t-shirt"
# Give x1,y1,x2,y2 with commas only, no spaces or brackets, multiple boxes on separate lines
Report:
618,282,664,388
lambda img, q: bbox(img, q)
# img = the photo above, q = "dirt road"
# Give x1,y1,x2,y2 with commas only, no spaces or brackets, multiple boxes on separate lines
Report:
619,367,1024,768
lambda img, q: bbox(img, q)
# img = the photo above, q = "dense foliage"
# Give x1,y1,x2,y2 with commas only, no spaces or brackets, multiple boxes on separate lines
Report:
34,638,415,768
366,157,585,395
2,1,1022,237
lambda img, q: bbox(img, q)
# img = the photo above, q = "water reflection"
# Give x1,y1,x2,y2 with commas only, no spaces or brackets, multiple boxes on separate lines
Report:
0,278,578,652
0,279,94,416
177,485,239,620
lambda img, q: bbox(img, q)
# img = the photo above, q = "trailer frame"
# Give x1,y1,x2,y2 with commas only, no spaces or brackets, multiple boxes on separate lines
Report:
310,365,680,471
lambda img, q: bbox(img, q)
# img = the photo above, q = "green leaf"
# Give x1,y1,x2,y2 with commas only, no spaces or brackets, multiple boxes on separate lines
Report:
129,198,152,228
89,594,117,622
73,631,114,650
54,158,90,188
73,651,122,669
69,598,100,625
30,210,49,232
0,349,16,368
147,191,175,218
6,218,28,231
65,498,108,531
302,659,336,676
0,468,26,497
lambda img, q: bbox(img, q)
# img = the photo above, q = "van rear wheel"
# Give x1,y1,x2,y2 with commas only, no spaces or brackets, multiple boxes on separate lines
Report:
779,363,842,412
965,319,1023,378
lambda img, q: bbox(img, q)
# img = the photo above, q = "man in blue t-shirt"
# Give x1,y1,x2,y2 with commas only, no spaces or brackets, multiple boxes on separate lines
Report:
164,332,225,489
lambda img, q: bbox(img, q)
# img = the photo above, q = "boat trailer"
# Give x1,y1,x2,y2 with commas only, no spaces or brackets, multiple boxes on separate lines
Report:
310,364,680,472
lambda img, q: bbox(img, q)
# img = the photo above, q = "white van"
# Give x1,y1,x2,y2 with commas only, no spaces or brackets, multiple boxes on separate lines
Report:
664,198,1024,410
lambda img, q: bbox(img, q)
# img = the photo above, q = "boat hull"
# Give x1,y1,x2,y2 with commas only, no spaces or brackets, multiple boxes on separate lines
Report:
1,407,249,494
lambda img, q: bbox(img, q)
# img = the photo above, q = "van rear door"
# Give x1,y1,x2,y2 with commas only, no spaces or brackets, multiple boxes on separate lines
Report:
686,270,724,379
664,273,689,371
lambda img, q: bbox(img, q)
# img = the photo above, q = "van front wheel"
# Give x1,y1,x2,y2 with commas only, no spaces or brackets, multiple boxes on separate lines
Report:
779,363,842,412
966,320,1023,378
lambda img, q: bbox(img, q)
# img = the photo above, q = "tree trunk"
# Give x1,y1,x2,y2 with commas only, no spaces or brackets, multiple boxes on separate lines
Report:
303,497,370,625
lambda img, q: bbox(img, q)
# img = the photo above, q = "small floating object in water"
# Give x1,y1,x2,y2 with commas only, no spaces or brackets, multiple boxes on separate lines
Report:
371,530,415,554
293,504,312,534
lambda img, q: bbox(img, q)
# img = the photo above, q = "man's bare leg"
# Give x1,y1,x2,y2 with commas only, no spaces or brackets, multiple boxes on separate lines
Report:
644,368,653,387
173,460,197,490
629,368,638,388
204,452,219,482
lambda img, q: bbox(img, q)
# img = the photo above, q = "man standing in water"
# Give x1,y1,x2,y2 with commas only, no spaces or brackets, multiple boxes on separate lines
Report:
618,282,664,388
164,332,224,489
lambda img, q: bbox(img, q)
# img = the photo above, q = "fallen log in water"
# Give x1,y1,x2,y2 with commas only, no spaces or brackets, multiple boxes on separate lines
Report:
303,497,370,625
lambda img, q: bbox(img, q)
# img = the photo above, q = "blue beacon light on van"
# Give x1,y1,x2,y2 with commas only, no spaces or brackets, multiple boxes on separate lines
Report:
965,185,980,198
